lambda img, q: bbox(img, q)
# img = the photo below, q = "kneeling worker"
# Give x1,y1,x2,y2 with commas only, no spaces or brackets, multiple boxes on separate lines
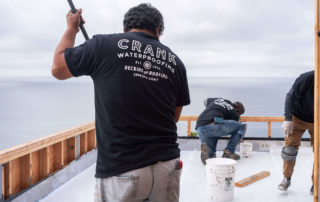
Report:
278,70,314,194
196,98,246,163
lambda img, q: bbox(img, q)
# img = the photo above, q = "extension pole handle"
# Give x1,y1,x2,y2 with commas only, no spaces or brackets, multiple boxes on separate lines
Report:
67,0,89,41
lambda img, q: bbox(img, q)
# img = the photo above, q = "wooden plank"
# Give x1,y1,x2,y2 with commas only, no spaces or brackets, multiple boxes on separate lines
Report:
187,120,191,136
80,132,88,156
178,116,284,122
87,130,95,151
62,140,68,166
67,138,76,164
9,159,21,196
3,163,9,199
1,164,3,199
48,145,55,174
39,148,48,179
20,155,31,190
235,171,270,187
54,142,62,171
179,116,198,121
31,151,40,184
240,116,284,122
268,122,272,138
0,122,95,164
93,130,97,148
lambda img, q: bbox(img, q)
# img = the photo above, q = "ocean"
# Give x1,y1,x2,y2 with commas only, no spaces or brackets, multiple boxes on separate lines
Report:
0,76,310,150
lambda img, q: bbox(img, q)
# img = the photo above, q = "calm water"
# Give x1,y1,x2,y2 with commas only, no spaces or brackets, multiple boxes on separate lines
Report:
0,76,309,150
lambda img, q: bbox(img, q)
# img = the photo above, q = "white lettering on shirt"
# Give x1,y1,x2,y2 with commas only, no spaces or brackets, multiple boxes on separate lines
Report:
143,45,154,56
118,39,129,49
156,48,166,60
132,40,142,52
214,98,234,110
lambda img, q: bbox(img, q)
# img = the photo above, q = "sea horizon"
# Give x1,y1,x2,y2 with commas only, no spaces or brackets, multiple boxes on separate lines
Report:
0,76,309,150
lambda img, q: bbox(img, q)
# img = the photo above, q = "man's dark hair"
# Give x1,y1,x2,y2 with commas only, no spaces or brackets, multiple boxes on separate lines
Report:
233,101,245,115
123,3,164,36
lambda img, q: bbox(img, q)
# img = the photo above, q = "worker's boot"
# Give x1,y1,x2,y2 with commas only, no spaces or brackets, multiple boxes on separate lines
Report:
310,184,314,195
200,143,209,165
277,177,291,191
222,150,240,160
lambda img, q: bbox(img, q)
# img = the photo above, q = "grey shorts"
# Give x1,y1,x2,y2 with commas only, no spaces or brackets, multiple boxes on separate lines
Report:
94,158,182,202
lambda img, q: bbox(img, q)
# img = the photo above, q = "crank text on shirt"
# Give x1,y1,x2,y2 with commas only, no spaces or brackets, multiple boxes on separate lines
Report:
214,98,234,110
117,39,176,74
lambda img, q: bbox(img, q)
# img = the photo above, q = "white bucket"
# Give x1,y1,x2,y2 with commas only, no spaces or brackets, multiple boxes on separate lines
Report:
205,158,236,201
240,142,253,158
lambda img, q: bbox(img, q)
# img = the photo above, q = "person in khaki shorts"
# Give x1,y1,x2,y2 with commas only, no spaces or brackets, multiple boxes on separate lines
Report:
51,3,190,201
278,70,314,194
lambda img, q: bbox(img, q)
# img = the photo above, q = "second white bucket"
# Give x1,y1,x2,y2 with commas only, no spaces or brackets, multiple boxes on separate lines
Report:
205,158,236,202
240,142,253,158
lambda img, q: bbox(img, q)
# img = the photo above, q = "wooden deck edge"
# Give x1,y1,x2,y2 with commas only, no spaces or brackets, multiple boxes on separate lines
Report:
0,122,95,164
10,149,97,202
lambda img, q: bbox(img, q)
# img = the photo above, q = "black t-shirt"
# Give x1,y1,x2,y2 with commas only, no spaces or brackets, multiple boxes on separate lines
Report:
64,32,190,178
284,70,314,123
195,98,239,129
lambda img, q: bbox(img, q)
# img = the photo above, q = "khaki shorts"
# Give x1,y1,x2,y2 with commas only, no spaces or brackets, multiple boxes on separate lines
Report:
94,158,182,202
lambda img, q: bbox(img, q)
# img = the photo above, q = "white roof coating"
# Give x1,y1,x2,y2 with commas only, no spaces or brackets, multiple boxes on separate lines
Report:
41,146,314,202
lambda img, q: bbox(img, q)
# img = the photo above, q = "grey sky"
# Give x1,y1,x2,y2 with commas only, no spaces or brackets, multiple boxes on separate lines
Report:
0,0,315,77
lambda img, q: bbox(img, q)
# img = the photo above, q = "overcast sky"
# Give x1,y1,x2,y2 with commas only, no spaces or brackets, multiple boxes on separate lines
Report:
0,0,316,77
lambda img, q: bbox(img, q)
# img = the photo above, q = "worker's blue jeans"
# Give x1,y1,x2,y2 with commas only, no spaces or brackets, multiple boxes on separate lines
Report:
197,120,245,156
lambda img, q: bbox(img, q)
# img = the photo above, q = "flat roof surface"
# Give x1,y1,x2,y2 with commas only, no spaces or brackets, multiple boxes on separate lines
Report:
40,146,314,202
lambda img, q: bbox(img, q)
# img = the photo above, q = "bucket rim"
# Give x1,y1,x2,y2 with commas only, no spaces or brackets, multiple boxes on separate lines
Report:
206,157,236,166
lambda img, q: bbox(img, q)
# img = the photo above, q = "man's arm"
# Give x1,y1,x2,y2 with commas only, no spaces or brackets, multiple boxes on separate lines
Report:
174,106,183,123
51,9,83,80
284,89,294,121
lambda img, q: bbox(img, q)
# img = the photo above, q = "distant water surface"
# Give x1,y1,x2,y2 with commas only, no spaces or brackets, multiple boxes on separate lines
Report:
0,76,309,150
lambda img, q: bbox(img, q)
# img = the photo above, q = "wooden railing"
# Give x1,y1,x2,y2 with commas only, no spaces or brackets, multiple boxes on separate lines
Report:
0,122,96,200
179,116,284,138
0,116,285,200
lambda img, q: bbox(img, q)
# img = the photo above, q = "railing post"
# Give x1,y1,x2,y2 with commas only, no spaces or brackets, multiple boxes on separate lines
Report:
315,0,320,201
76,135,80,159
187,120,191,136
0,164,2,200
268,121,271,138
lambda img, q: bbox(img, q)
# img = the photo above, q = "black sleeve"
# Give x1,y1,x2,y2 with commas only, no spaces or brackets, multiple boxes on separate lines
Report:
284,72,313,121
284,89,294,121
176,61,190,106
64,36,100,77
206,98,215,106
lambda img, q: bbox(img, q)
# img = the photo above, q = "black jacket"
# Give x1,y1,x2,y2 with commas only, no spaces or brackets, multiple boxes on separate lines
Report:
196,98,239,129
284,70,314,123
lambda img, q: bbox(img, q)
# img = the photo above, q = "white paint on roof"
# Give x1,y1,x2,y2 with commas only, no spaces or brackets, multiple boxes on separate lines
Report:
41,146,314,202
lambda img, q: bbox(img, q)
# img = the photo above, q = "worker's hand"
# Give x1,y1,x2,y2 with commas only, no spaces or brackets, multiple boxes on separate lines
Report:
281,121,293,137
66,9,85,33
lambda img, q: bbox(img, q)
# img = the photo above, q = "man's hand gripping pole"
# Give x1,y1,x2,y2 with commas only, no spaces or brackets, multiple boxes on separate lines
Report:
67,0,89,41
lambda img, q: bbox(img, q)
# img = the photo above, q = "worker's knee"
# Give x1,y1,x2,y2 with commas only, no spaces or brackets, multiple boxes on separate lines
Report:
281,145,298,162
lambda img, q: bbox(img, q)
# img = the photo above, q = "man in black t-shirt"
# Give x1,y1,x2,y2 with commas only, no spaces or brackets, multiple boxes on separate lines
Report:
278,71,314,194
51,3,190,201
196,98,246,163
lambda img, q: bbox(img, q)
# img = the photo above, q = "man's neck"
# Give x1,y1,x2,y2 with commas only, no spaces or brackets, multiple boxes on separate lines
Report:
126,28,159,39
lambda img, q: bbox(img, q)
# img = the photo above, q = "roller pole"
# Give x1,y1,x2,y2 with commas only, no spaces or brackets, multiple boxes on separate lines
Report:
314,0,320,201
67,0,89,41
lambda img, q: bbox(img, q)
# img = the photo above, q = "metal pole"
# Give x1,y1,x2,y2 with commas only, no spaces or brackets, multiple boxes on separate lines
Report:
314,0,320,201
67,0,89,41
